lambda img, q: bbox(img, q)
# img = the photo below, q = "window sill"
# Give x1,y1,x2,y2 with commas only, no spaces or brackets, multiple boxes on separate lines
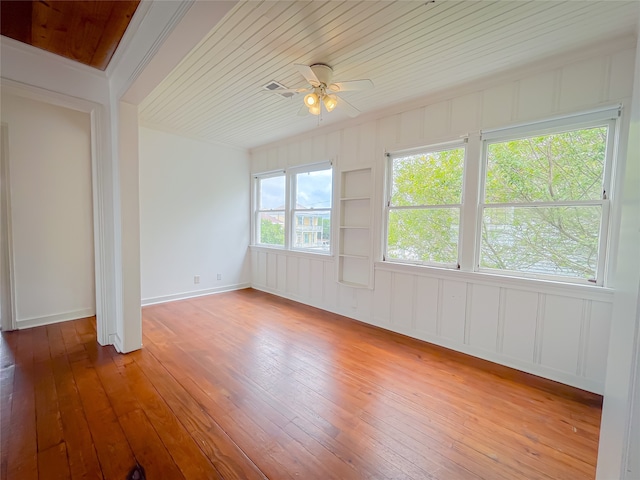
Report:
375,261,614,302
250,244,334,260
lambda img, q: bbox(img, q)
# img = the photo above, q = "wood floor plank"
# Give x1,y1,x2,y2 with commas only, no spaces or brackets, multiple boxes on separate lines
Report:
49,353,103,480
117,408,186,480
0,289,603,479
0,332,16,480
153,338,369,480
6,330,38,480
38,442,71,480
134,348,267,480
115,358,224,480
32,327,65,454
87,340,187,480
145,312,368,476
67,345,135,479
154,364,302,479
177,297,553,478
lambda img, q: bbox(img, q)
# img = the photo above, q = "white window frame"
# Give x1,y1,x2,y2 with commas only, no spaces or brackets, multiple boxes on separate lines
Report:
253,161,333,255
384,140,468,269
289,162,333,253
476,108,619,285
254,170,286,249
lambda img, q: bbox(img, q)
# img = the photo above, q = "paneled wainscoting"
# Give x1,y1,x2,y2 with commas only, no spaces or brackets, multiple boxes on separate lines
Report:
251,248,612,394
1,289,602,479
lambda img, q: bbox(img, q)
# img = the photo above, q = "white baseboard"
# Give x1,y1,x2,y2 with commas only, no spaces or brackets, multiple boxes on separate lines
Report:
17,308,96,330
110,332,124,352
141,283,250,307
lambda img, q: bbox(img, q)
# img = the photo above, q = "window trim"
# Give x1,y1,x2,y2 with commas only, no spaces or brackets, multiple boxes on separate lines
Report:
254,170,286,249
381,106,621,287
475,110,619,285
384,140,468,269
253,161,333,255
289,161,333,253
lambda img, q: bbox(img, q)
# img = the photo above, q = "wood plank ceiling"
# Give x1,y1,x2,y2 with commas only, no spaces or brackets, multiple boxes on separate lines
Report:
0,0,140,70
139,0,639,150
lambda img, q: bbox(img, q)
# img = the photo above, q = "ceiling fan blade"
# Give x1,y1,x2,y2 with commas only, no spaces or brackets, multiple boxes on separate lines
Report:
337,95,361,118
329,79,374,92
294,64,320,86
297,105,310,117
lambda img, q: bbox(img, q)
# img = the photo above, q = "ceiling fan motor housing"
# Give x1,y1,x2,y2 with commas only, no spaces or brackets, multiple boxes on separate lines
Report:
310,63,334,86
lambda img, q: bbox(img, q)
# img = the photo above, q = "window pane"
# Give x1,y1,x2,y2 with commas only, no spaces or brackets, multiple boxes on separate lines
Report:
258,212,284,246
259,175,285,210
480,206,601,279
296,168,332,208
485,126,607,203
387,208,459,264
293,211,330,251
391,148,464,206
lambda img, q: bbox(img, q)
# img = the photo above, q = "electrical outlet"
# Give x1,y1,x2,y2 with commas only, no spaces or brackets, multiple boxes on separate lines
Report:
217,273,222,280
194,275,200,284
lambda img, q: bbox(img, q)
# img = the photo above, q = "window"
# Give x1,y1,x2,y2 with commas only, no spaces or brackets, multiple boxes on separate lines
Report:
479,114,615,283
292,167,332,251
385,143,466,266
383,106,618,285
255,173,286,246
254,163,332,253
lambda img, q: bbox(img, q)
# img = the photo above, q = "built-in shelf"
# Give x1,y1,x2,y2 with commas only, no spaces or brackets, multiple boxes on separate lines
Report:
336,279,370,289
336,167,374,288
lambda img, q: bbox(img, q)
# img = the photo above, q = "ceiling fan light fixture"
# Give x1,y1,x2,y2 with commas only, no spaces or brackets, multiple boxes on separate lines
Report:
323,94,338,112
304,92,319,107
308,104,321,116
283,63,371,119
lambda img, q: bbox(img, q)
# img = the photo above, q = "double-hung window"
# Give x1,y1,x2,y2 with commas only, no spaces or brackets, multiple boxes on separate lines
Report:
291,165,332,251
478,111,616,284
385,143,466,267
255,173,286,247
254,163,332,253
383,107,618,286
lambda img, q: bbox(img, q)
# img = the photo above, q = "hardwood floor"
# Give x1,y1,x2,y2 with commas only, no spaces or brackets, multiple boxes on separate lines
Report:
1,288,602,479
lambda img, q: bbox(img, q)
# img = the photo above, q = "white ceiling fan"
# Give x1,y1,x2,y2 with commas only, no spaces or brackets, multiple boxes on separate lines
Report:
267,63,373,117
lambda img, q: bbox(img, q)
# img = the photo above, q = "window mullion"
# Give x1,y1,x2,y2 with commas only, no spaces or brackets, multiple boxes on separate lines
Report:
253,177,260,245
285,170,293,250
388,203,462,210
460,134,482,272
483,200,605,208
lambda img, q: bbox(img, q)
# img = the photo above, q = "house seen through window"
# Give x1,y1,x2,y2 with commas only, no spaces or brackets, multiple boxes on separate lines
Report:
255,163,332,253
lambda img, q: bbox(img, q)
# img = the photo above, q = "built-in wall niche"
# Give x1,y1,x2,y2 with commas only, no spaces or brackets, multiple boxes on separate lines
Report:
337,167,374,288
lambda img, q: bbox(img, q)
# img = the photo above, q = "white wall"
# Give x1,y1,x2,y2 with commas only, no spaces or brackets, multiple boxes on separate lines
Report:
1,94,95,327
1,0,204,347
139,127,251,304
249,38,637,394
117,101,142,352
597,27,640,480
